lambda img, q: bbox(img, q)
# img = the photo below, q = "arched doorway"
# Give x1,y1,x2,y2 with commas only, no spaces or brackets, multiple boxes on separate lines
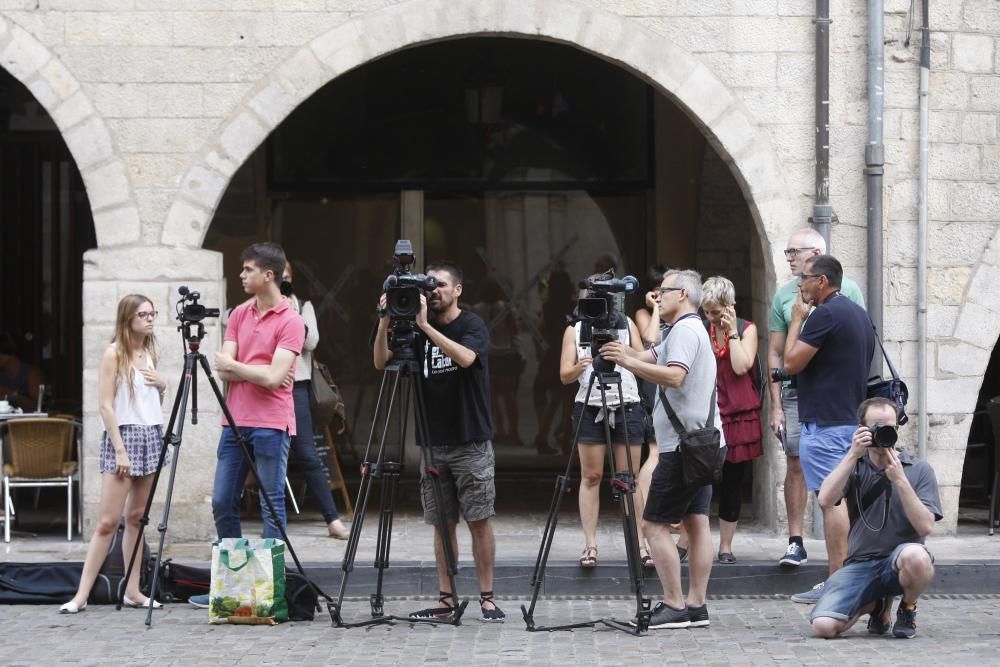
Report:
0,68,96,416
200,36,766,521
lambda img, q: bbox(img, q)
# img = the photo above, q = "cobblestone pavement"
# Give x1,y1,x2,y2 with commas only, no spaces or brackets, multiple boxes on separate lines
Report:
2,595,998,665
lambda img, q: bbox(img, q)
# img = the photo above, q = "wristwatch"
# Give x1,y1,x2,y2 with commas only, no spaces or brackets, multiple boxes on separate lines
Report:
728,333,740,340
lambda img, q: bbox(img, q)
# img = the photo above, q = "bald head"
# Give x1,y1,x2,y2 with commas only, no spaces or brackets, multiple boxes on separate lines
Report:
790,228,826,254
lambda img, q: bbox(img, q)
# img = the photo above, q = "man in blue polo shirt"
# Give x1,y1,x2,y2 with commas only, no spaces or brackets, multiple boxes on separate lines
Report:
782,254,875,604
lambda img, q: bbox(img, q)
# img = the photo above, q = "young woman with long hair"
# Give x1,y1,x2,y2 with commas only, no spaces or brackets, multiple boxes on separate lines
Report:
59,294,167,613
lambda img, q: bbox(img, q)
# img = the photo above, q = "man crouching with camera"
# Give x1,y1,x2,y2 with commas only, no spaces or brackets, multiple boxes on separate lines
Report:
809,397,942,639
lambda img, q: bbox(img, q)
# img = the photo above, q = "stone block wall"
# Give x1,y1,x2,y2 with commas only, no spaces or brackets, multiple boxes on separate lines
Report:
0,0,996,537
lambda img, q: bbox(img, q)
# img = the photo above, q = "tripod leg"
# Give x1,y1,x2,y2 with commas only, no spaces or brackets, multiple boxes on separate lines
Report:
119,351,196,624
330,367,402,627
597,375,651,635
409,369,469,624
521,371,598,630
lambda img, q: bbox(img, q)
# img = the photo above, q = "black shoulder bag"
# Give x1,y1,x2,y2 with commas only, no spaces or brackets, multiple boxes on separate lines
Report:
658,384,724,487
866,322,909,425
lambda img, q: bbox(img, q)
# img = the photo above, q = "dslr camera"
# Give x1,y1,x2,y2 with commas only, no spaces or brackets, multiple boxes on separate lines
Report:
866,423,898,448
577,271,638,374
382,240,438,355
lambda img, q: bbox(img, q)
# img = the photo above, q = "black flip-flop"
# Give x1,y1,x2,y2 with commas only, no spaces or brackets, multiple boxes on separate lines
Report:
718,552,736,564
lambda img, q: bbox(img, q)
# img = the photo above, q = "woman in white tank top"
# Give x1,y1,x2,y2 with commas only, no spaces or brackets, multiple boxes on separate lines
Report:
60,294,166,613
559,290,648,569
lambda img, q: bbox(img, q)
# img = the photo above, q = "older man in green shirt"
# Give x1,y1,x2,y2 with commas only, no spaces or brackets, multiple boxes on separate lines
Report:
767,228,865,603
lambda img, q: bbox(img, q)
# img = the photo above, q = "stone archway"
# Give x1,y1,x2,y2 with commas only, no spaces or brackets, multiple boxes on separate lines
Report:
0,16,139,247
931,227,1000,530
161,0,797,278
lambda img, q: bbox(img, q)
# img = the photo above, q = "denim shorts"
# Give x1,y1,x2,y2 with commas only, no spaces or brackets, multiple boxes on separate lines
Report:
799,422,855,492
420,440,496,524
571,402,646,446
810,543,935,622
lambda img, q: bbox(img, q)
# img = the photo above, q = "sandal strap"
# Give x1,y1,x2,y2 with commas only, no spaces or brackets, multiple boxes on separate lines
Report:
438,590,455,604
409,605,455,619
479,590,494,603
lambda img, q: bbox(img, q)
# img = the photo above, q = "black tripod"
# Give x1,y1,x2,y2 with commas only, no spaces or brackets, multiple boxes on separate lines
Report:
120,311,328,627
521,368,652,635
328,343,468,628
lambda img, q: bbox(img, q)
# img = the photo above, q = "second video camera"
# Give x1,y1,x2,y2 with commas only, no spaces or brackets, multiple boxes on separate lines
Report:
577,272,638,373
382,240,438,321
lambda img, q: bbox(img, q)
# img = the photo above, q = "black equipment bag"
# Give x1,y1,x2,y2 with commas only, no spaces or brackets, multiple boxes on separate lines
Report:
866,322,909,425
0,561,80,604
285,570,319,621
659,385,723,487
154,558,210,602
100,517,151,578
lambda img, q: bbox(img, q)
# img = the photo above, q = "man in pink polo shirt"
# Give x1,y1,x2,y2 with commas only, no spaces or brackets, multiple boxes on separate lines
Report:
210,242,305,540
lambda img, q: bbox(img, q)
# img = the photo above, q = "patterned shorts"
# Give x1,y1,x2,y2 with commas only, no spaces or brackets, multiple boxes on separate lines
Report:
100,424,167,477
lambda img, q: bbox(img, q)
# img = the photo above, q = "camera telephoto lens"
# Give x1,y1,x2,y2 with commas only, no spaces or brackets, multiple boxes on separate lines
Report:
868,424,898,448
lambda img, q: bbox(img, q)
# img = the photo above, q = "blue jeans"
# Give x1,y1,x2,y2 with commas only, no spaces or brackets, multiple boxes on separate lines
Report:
810,543,934,622
288,381,339,522
212,426,290,539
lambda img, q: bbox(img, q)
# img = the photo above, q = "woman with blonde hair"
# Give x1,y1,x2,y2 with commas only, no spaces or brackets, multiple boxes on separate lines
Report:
59,294,167,613
699,276,763,563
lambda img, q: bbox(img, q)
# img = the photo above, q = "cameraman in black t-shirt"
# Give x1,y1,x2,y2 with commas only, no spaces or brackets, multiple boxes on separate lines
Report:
374,260,504,623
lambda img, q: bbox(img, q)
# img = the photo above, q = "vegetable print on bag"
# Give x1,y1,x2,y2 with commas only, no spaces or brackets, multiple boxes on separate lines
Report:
209,538,288,625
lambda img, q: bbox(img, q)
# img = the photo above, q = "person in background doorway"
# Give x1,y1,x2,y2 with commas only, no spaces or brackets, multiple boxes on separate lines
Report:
282,261,350,540
0,332,44,412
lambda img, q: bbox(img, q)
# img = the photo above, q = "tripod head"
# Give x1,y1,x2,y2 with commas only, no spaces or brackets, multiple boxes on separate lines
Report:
175,286,220,350
388,320,421,363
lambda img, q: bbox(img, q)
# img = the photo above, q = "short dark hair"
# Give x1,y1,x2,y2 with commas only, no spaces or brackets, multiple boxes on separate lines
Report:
647,263,671,289
241,242,287,278
804,254,843,289
425,260,463,286
857,397,899,424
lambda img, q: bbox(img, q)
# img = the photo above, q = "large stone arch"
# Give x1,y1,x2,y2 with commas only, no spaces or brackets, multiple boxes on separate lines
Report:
162,0,798,279
0,15,139,247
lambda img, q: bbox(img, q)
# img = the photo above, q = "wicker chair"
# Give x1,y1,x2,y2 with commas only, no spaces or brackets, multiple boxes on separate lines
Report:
2,417,81,542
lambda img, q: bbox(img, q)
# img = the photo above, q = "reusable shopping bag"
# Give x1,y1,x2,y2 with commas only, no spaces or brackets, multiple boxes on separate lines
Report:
208,538,288,625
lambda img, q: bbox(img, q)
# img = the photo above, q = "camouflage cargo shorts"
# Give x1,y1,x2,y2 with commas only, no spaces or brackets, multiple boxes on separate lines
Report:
420,440,496,524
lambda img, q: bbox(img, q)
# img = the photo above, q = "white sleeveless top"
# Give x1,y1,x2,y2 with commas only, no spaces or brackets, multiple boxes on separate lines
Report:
573,322,641,407
112,352,164,427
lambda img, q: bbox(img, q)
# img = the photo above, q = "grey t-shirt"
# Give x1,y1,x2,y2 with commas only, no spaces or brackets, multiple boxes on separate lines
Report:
843,448,943,563
651,313,725,454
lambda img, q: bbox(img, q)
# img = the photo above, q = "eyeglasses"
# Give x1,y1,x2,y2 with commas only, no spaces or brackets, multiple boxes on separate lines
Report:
797,274,822,283
783,247,815,258
135,311,159,320
659,287,684,294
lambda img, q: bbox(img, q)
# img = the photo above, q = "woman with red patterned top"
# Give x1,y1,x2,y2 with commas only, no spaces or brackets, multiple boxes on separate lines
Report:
701,276,763,564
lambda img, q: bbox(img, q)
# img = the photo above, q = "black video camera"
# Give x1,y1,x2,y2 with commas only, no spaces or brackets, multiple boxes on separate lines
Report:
176,286,220,323
577,272,638,374
382,240,438,320
866,423,898,448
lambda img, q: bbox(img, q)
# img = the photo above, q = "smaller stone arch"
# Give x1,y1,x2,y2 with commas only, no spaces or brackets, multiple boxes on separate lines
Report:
0,15,138,247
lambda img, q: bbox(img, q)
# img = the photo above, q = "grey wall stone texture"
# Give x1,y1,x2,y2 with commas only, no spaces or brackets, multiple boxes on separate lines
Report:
0,0,996,539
